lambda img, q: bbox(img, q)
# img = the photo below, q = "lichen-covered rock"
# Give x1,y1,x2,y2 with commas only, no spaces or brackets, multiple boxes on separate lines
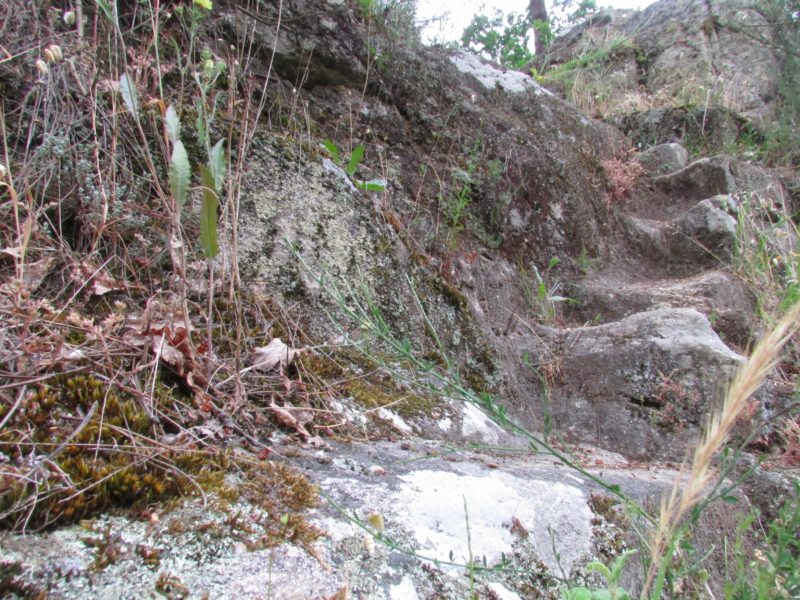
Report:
0,439,756,599
635,142,689,176
655,154,783,201
669,198,737,259
545,0,781,123
568,268,756,346
545,308,743,460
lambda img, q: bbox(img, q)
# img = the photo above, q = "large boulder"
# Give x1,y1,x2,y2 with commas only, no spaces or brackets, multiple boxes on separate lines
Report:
668,198,738,261
619,107,758,156
568,269,757,346
654,154,783,202
544,308,743,460
635,142,690,176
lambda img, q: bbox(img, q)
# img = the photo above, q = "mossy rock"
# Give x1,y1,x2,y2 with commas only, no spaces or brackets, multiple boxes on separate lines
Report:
0,375,320,546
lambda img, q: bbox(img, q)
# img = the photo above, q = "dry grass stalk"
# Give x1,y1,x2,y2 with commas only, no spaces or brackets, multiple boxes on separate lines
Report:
642,301,800,598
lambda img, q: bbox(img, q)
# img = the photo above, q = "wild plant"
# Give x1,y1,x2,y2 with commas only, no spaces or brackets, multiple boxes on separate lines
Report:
732,191,799,317
725,481,800,598
320,139,386,191
564,550,636,600
601,156,643,203
519,256,572,322
440,138,482,248
118,3,227,360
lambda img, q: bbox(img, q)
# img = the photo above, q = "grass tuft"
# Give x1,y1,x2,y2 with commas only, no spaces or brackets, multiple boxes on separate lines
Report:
643,300,800,598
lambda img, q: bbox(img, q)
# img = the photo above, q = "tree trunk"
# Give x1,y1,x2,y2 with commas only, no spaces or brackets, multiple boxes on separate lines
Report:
528,0,549,56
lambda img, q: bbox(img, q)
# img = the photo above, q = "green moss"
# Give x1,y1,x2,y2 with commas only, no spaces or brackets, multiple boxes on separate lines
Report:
299,351,441,423
0,375,319,545
0,375,178,528
589,493,631,559
590,494,622,522
433,278,469,311
542,38,634,82
349,379,436,420
215,460,322,551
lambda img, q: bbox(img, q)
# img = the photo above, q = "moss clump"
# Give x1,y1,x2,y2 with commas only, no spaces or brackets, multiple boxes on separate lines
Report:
433,277,469,312
174,459,322,551
348,379,436,420
154,572,189,599
589,493,630,559
0,375,319,543
300,351,441,423
590,493,622,522
236,461,322,550
0,375,186,529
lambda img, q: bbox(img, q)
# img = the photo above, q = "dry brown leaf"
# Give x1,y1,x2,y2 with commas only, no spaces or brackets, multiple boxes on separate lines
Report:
147,323,195,376
251,338,300,373
77,260,126,296
307,435,332,450
22,256,56,292
269,400,311,440
151,332,186,371
325,584,348,599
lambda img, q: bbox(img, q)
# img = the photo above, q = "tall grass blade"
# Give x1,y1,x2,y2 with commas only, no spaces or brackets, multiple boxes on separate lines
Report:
169,141,191,215
165,105,180,145
346,144,365,177
199,165,219,259
95,0,114,24
643,300,800,599
119,73,139,117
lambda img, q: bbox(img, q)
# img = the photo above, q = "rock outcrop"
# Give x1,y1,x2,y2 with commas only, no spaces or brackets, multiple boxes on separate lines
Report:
545,0,781,124
1,0,797,597
0,439,752,599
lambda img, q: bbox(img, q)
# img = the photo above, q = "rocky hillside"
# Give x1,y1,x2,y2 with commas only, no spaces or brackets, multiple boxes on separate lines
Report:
0,0,798,598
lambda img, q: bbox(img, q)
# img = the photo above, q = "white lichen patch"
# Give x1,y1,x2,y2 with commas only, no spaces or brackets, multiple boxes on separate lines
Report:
377,407,414,433
390,575,421,599
392,468,592,573
488,581,523,600
437,416,453,432
450,51,553,96
460,401,504,444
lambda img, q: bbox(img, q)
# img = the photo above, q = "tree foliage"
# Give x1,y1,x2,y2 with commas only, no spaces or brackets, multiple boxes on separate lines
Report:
461,10,536,68
460,0,597,68
731,0,800,163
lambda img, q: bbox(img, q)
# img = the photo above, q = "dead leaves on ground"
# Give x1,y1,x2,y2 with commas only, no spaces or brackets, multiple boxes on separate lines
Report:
251,338,301,373
0,263,335,447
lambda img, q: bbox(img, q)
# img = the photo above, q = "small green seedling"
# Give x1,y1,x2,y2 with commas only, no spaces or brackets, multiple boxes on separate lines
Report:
320,140,385,191
563,550,636,600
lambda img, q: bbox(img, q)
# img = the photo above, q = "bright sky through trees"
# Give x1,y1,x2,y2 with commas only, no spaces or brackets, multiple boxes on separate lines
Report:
416,0,655,44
